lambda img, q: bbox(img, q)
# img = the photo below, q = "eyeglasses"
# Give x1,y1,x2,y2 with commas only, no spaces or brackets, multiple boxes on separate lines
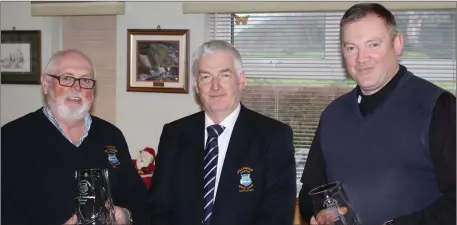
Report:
46,74,96,89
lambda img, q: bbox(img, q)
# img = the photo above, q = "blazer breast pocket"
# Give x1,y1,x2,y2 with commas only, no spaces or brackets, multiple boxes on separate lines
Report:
237,166,256,193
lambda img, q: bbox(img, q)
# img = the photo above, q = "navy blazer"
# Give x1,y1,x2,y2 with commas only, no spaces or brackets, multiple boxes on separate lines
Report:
147,105,296,225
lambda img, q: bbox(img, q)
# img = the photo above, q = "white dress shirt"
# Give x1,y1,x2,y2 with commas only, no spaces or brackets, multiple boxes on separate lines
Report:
204,103,241,202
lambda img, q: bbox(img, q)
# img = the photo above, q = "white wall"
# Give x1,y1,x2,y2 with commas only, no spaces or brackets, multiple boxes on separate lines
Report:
0,2,61,125
116,2,204,157
1,2,205,158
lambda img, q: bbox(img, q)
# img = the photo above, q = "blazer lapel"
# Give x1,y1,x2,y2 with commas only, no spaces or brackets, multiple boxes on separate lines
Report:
211,105,254,221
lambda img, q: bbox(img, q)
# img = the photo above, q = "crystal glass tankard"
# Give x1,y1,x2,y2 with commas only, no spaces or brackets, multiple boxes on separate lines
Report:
308,181,362,225
74,168,115,225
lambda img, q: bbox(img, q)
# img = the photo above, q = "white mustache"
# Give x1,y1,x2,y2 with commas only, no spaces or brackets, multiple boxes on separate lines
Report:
64,91,84,99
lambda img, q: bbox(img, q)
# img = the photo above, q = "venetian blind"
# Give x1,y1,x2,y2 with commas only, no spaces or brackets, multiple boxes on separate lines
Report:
206,9,457,191
62,16,117,124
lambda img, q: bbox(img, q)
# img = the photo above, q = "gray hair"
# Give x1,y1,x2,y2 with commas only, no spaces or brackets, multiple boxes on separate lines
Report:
191,40,243,79
43,49,96,82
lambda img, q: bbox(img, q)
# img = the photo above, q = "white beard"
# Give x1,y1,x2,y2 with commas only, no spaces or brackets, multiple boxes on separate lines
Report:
49,89,92,120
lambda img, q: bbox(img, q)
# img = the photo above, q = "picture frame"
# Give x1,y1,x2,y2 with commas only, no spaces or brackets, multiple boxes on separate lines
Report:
1,30,41,85
127,29,190,93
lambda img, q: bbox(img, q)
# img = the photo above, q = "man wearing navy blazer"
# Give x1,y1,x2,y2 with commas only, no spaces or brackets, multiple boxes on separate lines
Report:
147,40,297,225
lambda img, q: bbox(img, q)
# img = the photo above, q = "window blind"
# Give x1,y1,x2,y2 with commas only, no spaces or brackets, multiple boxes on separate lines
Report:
62,16,117,124
206,9,456,192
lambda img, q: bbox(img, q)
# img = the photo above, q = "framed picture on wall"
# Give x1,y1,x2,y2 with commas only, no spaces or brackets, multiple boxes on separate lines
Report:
1,30,41,85
127,29,190,93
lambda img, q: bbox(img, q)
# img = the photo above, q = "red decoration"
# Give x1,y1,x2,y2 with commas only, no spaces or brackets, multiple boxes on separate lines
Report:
132,147,156,189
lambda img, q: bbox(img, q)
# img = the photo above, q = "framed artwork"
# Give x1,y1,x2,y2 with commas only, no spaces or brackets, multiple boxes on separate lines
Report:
127,29,189,93
1,30,41,84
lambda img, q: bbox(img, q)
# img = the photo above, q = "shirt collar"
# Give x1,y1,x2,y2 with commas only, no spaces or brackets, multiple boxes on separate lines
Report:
356,64,406,103
42,105,92,130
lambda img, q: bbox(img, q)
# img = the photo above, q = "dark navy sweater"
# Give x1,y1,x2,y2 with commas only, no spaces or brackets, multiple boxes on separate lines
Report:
300,65,456,225
318,71,444,224
1,108,149,225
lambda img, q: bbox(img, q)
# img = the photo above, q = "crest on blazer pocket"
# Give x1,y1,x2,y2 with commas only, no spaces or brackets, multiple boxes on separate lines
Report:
237,166,254,192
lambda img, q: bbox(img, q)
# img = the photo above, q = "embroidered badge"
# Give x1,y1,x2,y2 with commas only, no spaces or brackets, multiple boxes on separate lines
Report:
105,145,120,168
237,166,254,192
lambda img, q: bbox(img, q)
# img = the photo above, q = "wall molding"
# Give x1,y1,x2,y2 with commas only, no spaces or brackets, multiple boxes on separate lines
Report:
31,1,125,16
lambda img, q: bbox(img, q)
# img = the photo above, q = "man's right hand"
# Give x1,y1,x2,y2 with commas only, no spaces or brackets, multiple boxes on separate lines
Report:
310,207,348,225
64,214,77,225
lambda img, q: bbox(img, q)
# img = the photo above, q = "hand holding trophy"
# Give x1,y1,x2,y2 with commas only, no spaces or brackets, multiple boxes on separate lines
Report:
308,181,362,225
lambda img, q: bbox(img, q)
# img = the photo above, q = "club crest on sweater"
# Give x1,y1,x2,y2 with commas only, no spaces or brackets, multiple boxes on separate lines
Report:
105,145,120,168
237,166,254,192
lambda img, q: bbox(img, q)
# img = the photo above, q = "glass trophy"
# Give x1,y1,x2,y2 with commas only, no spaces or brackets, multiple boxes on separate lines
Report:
308,181,362,225
74,168,115,225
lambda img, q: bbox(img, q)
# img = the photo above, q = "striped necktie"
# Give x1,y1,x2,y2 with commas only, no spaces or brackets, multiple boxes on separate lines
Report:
203,124,225,225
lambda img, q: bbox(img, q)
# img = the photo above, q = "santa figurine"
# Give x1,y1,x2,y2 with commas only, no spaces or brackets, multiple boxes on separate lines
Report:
133,147,156,190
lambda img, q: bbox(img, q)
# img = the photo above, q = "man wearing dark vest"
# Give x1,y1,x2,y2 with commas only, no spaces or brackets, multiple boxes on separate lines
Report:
298,3,455,225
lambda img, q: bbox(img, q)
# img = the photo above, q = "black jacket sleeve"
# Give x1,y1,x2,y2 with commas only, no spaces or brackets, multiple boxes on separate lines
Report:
298,123,328,224
258,124,297,225
147,123,179,225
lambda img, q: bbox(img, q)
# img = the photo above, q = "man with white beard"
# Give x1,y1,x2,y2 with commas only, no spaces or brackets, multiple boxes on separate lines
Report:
1,49,149,225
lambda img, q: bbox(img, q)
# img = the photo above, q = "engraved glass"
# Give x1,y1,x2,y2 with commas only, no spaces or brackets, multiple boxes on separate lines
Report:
74,168,115,225
308,181,362,225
